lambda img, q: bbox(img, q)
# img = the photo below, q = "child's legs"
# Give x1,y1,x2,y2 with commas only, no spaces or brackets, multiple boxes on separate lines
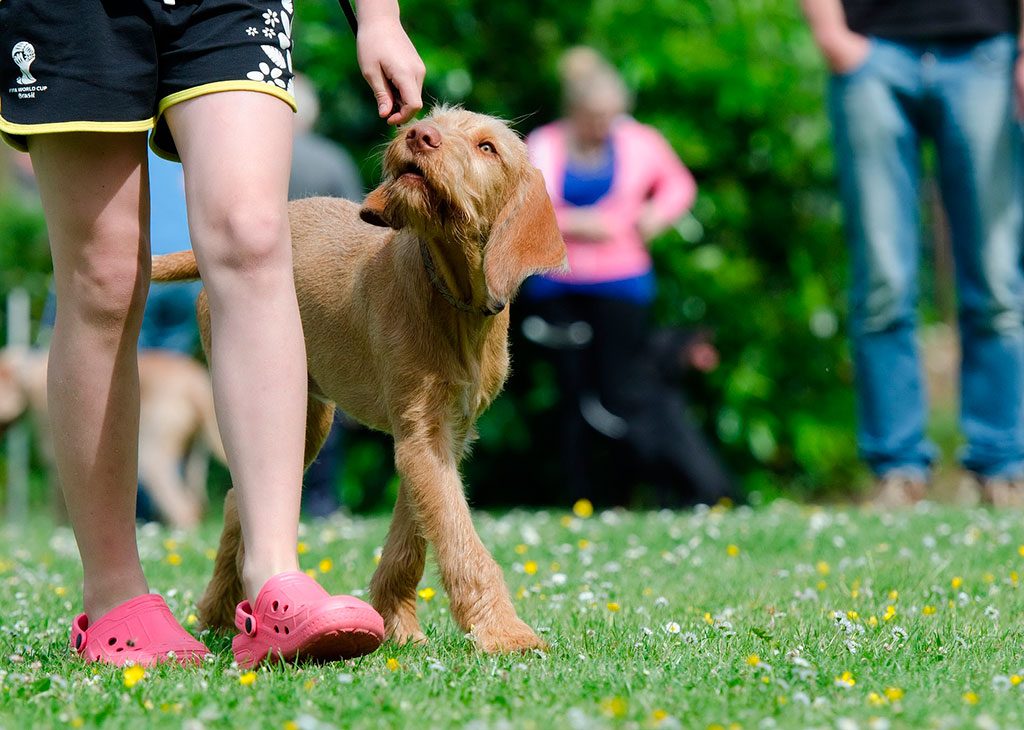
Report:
164,92,305,602
28,132,152,620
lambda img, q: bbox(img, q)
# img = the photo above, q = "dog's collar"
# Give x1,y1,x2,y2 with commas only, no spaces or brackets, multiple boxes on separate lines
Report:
418,239,503,316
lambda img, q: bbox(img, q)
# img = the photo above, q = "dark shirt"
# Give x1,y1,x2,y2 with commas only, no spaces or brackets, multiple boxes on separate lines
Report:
288,132,363,202
841,0,1019,40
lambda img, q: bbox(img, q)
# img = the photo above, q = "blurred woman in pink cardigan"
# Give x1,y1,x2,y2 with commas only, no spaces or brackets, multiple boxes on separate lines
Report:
523,47,734,507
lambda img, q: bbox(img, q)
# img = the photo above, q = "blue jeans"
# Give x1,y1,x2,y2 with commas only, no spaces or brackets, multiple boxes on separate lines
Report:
829,34,1024,479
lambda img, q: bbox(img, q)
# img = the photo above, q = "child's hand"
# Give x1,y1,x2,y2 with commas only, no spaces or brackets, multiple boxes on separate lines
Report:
356,15,425,125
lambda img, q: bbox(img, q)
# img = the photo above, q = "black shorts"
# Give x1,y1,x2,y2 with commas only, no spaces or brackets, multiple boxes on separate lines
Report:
0,0,297,161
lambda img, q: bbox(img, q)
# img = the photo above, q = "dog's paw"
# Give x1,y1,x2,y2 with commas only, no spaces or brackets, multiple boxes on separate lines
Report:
389,627,428,647
381,605,427,647
473,618,546,654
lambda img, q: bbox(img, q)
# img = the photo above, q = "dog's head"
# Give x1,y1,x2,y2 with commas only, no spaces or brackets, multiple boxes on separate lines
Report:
360,106,567,310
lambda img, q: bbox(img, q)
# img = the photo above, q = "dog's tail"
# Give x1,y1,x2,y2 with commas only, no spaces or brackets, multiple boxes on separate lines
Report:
152,251,200,282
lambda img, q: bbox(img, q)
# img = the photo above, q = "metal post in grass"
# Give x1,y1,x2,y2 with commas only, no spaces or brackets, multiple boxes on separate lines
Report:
5,287,30,524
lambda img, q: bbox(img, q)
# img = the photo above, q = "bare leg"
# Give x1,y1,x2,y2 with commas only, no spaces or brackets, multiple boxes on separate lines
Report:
29,132,151,620
165,92,306,603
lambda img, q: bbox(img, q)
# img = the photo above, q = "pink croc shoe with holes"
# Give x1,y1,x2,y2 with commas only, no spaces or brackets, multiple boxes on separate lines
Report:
232,571,384,668
70,594,210,666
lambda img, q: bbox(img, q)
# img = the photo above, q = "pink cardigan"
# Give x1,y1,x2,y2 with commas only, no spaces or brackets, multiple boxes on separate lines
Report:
527,117,697,284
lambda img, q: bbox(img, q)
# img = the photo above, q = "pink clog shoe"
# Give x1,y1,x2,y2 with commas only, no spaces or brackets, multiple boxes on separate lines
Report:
232,571,384,668
70,594,210,666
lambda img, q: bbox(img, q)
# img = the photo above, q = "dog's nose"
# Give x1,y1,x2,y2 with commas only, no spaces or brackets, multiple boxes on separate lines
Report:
406,124,442,152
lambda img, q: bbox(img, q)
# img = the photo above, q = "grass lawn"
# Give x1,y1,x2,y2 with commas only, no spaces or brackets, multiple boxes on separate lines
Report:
1,500,1022,730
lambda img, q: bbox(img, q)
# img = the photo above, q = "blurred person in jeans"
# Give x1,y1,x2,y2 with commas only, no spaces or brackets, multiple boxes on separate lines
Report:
800,0,1024,505
524,47,735,506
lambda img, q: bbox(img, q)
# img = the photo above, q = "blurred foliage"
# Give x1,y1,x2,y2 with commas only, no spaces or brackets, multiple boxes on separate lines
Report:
296,0,865,501
2,0,876,511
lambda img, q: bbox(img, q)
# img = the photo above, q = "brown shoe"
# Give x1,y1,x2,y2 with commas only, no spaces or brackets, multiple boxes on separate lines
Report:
871,474,927,508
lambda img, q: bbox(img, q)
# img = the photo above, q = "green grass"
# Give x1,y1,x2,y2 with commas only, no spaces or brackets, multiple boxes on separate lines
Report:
1,502,1023,730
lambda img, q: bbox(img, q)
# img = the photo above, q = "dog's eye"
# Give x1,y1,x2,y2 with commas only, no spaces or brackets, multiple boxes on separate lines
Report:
478,142,496,155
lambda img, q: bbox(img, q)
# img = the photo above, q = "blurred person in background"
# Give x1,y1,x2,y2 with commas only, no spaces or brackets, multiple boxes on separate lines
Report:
800,0,1024,506
288,73,363,518
523,47,736,507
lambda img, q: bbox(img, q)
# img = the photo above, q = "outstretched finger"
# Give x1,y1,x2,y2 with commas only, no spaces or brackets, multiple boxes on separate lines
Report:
386,72,423,125
362,64,396,119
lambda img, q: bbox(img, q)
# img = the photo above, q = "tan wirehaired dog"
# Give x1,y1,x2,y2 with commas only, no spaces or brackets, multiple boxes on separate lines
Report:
0,346,225,529
152,107,566,652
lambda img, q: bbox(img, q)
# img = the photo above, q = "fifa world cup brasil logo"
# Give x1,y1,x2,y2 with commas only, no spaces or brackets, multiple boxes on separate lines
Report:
12,41,37,85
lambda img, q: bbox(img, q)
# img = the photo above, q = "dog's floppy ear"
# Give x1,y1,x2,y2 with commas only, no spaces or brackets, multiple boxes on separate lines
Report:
359,184,399,229
484,167,567,308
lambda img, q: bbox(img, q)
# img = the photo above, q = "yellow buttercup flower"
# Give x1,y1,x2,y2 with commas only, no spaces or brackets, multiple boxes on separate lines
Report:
514,544,528,555
922,605,935,615
386,657,401,671
606,602,620,612
318,558,333,573
123,665,145,688
598,696,627,717
951,576,963,589
816,561,830,576
166,553,182,566
746,654,760,666
1010,675,1022,687
523,560,538,575
239,671,257,686
963,691,979,705
883,605,896,621
885,686,904,701
572,498,594,518
726,544,740,557
297,541,309,554
418,587,435,601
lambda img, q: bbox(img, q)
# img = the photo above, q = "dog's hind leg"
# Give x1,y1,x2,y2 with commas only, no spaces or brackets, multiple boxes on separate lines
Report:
197,488,245,630
304,393,336,470
390,428,544,653
369,483,427,645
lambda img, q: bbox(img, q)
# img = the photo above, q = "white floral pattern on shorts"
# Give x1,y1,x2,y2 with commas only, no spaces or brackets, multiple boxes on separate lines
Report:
246,1,294,94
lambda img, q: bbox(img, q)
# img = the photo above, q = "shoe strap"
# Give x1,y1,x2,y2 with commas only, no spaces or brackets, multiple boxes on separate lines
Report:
235,601,258,636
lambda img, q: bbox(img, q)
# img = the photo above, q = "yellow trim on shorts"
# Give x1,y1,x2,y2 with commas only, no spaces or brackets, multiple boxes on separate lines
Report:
156,80,297,119
0,116,155,152
150,80,298,162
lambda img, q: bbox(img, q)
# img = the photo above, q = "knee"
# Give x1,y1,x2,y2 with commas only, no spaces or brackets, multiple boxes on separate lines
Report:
195,205,291,283
59,243,149,333
850,271,915,335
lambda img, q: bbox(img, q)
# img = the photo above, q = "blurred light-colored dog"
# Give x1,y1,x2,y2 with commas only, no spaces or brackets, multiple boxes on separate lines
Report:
152,107,566,652
0,346,225,528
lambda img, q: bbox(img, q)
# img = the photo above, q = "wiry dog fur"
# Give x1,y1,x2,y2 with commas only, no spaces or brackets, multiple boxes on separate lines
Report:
151,107,567,652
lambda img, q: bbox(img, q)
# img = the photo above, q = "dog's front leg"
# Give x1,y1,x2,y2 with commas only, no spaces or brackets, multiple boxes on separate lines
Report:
369,483,428,645
387,434,544,653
